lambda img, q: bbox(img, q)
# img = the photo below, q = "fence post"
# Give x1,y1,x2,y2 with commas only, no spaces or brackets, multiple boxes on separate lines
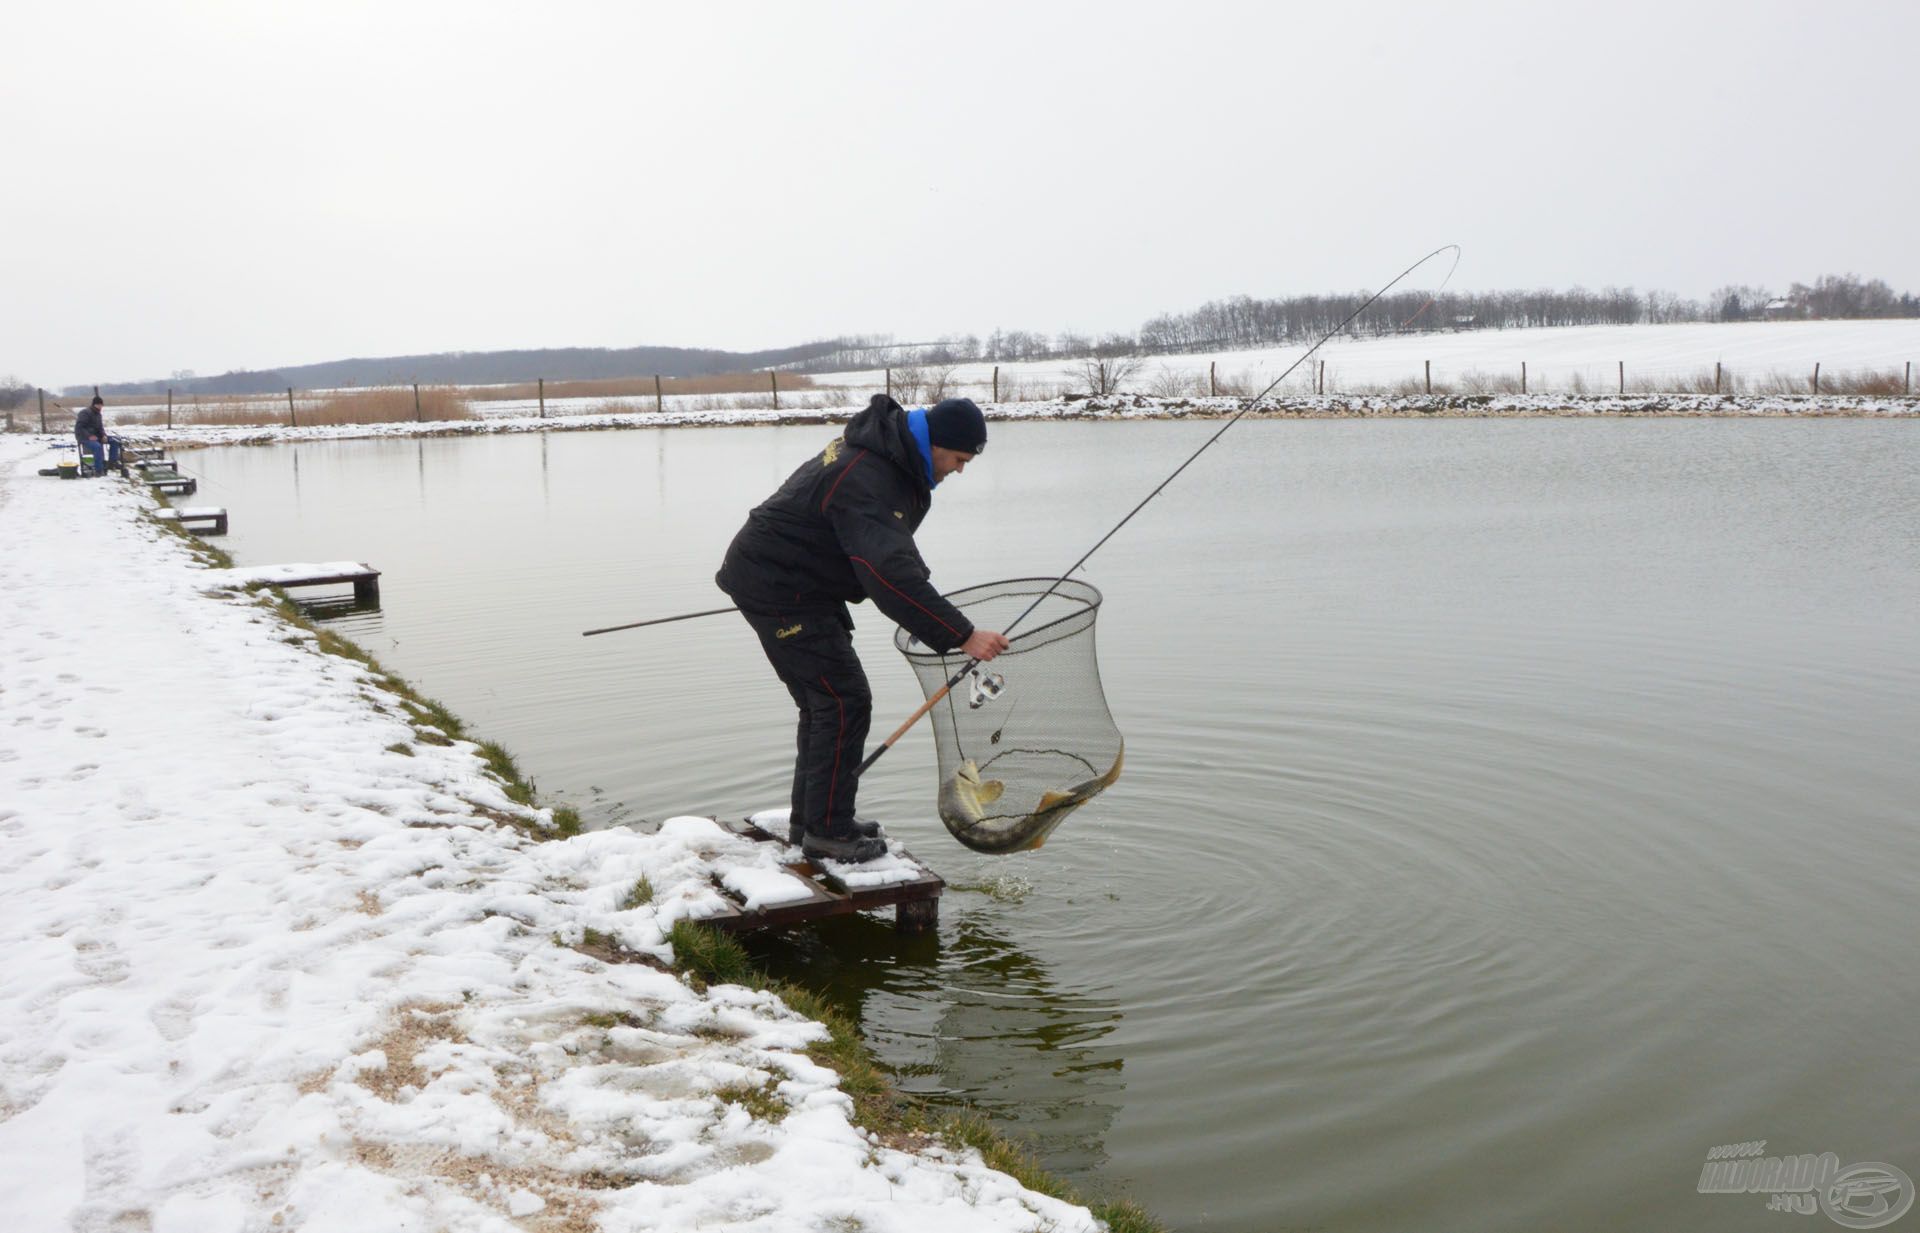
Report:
654,374,663,414
38,387,46,433
538,377,546,419
1425,360,1432,395
1906,361,1912,395
1209,361,1217,397
1317,359,1325,395
1811,363,1820,395
288,387,297,428
1715,362,1722,395
885,368,892,400
1520,361,1527,394
992,365,999,402
413,383,422,421
1617,361,1624,395
770,370,779,410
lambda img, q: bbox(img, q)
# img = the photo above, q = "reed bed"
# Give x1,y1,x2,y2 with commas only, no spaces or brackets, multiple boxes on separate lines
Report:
112,386,474,426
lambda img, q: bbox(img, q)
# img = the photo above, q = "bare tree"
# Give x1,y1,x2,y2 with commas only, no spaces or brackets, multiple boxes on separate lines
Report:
1147,364,1195,398
0,375,33,412
1079,353,1146,396
890,365,926,404
923,364,961,402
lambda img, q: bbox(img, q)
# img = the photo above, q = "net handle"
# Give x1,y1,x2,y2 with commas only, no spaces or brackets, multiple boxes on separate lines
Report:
856,658,976,776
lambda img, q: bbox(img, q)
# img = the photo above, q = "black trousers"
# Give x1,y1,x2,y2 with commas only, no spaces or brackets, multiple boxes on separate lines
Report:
740,605,872,838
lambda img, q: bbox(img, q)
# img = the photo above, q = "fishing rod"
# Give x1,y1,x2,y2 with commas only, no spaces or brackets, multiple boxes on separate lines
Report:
855,243,1463,776
583,606,739,637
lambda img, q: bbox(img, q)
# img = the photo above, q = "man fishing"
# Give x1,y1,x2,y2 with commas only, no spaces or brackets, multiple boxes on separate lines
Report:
717,393,1009,863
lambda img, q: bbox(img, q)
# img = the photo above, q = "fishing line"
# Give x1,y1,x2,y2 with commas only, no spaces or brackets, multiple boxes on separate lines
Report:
856,243,1462,776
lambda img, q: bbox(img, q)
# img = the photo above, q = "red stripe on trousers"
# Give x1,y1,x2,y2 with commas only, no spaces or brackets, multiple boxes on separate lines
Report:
819,673,845,830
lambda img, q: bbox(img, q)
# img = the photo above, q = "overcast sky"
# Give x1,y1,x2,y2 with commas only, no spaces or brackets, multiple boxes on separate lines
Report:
5,0,1916,387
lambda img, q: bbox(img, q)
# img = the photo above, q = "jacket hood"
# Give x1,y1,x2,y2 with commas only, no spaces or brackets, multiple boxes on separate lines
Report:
843,394,931,500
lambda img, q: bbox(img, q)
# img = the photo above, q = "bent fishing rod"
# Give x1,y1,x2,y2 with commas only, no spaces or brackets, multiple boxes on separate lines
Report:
855,243,1462,775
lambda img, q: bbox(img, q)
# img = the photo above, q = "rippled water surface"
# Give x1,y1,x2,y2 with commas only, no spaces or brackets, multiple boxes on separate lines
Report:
189,419,1920,1231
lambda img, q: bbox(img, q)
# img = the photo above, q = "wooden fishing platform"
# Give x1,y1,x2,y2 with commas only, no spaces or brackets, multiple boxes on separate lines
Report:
275,564,381,606
700,817,944,934
147,473,198,496
155,506,229,535
216,561,383,606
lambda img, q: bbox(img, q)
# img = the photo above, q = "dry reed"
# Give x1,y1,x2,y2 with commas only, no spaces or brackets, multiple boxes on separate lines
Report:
113,386,475,426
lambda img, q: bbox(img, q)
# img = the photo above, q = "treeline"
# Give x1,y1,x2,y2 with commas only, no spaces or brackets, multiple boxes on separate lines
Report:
795,273,1920,370
65,340,847,399
40,273,1920,398
0,376,36,412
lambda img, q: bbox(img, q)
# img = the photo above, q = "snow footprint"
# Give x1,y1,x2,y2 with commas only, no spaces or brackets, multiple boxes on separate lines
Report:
70,1126,152,1233
149,995,198,1043
72,935,131,986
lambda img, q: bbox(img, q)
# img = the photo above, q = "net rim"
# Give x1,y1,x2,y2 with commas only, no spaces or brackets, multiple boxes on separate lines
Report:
893,576,1103,660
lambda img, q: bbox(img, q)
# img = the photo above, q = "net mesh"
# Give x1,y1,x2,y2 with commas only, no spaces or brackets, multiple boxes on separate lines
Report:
893,577,1123,854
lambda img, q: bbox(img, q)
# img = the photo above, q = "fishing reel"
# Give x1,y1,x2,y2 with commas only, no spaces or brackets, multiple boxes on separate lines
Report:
967,668,1006,709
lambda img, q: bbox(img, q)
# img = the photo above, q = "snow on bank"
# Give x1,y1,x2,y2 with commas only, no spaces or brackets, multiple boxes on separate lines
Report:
11,385,1917,457
0,441,1098,1232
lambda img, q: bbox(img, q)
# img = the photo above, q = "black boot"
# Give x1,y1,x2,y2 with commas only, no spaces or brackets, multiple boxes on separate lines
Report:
788,816,882,846
802,831,888,864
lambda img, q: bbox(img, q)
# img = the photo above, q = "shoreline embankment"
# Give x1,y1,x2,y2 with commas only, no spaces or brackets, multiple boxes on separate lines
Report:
0,438,1151,1231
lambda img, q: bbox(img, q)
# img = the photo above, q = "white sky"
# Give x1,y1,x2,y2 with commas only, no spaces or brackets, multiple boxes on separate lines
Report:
5,0,1916,388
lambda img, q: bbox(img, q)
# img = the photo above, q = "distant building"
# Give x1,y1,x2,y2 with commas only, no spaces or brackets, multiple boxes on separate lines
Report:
1762,298,1801,320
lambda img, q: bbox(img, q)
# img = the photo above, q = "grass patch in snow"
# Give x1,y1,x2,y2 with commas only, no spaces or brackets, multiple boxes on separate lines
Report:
622,876,655,909
665,920,1165,1231
715,1078,790,1123
475,740,535,806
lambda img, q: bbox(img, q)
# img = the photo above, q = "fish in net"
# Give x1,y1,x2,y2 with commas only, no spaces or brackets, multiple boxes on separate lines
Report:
893,577,1123,853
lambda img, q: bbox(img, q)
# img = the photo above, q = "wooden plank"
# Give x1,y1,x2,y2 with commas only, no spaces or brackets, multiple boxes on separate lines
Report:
274,569,380,587
704,817,943,934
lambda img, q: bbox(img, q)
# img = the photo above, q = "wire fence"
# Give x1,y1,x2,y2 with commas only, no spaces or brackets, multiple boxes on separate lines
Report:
9,356,1915,433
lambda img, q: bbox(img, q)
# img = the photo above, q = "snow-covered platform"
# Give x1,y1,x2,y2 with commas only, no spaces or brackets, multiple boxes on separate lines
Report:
201,560,382,606
153,505,228,535
695,813,945,934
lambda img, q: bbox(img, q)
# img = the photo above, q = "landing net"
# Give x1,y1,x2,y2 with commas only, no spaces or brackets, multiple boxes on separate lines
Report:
893,578,1123,854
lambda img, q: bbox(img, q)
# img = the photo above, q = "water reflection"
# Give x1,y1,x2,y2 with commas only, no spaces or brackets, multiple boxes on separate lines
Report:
745,899,1126,1181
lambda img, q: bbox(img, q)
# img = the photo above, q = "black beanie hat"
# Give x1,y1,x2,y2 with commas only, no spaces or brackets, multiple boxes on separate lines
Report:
925,397,987,453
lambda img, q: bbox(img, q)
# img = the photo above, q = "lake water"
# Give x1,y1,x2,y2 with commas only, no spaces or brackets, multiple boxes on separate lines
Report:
186,418,1920,1231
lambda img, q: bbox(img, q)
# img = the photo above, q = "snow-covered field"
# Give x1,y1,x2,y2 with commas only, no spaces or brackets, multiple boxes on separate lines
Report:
0,439,1099,1232
72,321,1920,426
808,319,1920,399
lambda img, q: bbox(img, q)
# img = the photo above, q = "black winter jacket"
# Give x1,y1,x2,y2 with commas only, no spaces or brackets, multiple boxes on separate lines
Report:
75,407,104,440
716,395,974,652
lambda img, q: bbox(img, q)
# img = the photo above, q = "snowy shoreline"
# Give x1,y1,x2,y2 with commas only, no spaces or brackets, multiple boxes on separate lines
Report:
11,389,1915,453
0,439,1106,1231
